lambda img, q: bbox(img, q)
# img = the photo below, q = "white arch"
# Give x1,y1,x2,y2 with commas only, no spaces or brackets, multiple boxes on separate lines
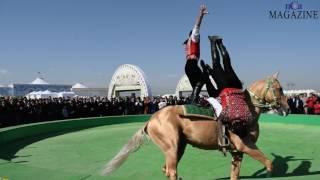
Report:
107,64,152,99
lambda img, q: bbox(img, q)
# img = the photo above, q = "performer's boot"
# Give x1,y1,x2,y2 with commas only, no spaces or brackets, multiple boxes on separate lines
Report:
190,82,203,105
216,39,227,57
208,35,222,43
208,36,222,67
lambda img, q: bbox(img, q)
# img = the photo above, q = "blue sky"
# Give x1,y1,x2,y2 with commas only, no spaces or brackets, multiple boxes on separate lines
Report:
0,0,319,95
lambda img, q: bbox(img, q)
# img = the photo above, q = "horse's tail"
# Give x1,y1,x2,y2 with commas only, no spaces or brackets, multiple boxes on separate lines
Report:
100,124,148,176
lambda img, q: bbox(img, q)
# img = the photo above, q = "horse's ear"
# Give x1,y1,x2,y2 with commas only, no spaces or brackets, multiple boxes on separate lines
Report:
272,71,279,79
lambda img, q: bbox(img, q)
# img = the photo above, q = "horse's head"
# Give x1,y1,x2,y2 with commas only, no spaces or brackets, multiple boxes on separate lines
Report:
247,72,290,116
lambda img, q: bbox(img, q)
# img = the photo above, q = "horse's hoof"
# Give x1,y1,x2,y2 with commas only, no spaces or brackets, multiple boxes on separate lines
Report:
162,165,166,173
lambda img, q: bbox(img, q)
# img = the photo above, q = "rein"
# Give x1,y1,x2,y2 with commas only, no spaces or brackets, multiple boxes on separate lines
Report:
247,78,279,109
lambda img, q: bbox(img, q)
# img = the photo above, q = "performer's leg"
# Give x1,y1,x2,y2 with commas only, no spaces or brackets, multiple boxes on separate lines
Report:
192,81,204,104
200,60,219,97
217,41,243,89
185,60,204,103
208,36,228,92
185,60,199,88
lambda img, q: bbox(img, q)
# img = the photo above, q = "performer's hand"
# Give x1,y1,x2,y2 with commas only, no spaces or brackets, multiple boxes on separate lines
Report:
200,60,207,71
206,64,214,75
200,4,208,15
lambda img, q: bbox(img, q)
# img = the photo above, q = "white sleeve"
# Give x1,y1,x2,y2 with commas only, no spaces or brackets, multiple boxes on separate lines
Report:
190,25,200,42
206,97,222,116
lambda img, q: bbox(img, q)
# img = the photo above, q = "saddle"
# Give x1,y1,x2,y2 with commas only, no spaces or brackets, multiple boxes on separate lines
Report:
182,104,216,120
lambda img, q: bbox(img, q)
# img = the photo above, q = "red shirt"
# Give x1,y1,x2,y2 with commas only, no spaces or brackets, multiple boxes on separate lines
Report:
306,96,317,108
314,103,320,114
185,40,200,60
184,26,200,60
218,88,252,123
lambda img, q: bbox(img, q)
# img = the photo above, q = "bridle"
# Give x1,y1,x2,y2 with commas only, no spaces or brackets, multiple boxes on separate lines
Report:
247,78,281,110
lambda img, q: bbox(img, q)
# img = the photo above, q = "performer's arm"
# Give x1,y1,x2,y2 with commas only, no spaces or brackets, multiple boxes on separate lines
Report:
195,4,208,28
191,4,208,42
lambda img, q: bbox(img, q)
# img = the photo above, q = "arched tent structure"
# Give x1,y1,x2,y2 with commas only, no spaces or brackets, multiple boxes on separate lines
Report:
72,83,87,89
175,74,208,97
30,77,49,85
108,64,152,99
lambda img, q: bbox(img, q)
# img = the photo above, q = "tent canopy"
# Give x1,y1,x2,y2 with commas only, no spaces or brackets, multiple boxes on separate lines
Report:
72,83,87,89
30,77,49,85
26,90,75,99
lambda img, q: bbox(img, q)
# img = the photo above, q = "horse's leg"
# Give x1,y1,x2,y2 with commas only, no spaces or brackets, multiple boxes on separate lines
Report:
230,151,243,180
177,140,187,162
229,132,272,173
162,140,186,177
164,148,179,180
150,138,178,179
147,121,174,178
147,117,180,179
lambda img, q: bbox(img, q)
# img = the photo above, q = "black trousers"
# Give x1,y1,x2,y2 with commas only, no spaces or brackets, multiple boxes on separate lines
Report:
185,60,203,89
185,59,218,97
210,43,242,96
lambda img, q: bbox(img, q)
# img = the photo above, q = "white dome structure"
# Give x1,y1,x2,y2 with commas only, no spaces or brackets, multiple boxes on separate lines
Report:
72,83,87,89
175,74,210,97
108,64,152,99
30,77,49,85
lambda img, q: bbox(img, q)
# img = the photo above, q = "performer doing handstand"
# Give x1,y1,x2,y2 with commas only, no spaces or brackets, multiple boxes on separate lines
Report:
183,5,218,104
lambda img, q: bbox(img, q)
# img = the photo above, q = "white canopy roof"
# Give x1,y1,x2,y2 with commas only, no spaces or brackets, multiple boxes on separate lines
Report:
72,83,87,88
26,90,56,99
30,77,49,85
26,90,75,99
57,91,76,98
284,89,317,96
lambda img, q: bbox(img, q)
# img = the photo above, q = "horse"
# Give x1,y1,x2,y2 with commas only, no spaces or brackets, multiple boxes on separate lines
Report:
101,72,290,180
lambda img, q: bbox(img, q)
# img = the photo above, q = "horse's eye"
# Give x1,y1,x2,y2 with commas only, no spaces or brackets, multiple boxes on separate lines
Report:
279,87,283,92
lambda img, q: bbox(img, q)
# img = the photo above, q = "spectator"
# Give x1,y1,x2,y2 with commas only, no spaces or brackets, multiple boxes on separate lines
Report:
290,95,304,114
314,99,320,115
305,94,317,114
0,95,188,128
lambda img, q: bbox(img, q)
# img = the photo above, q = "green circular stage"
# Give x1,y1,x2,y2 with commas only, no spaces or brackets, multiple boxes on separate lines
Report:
0,114,319,180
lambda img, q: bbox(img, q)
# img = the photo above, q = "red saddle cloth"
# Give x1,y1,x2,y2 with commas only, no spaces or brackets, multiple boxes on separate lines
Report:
219,88,253,124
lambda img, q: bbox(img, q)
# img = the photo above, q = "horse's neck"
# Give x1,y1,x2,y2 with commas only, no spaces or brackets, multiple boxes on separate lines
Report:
244,88,262,121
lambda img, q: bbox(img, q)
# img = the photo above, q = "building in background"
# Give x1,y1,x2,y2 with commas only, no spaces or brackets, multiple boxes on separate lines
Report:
0,77,71,97
71,83,108,97
0,85,12,96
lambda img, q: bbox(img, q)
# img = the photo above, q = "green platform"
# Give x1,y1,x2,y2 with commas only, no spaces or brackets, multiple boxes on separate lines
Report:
0,114,320,180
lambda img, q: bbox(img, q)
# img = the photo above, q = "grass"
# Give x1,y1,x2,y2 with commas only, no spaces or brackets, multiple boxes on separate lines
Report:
0,115,320,180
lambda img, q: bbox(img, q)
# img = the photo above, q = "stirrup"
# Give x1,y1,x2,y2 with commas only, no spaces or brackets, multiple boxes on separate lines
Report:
218,123,230,156
218,136,230,148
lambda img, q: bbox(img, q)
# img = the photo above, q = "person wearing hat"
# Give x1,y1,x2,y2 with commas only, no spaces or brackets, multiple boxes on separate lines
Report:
183,4,217,104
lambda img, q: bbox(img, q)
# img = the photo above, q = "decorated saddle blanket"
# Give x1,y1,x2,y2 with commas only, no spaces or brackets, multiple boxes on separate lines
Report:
182,104,217,120
219,88,253,124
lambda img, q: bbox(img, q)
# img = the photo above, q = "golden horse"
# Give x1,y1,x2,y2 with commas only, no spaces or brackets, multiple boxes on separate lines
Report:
101,72,289,180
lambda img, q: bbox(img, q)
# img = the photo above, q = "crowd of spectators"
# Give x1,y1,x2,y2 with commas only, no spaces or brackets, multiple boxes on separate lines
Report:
287,93,320,115
0,95,190,128
1,93,320,128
